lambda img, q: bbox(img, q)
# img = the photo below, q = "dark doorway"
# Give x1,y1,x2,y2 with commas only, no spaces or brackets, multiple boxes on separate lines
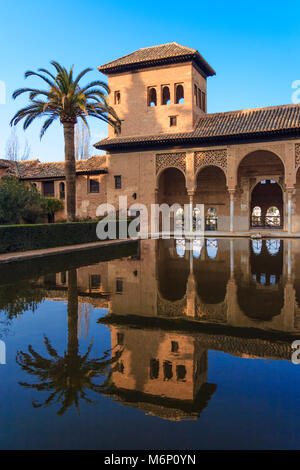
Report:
251,180,283,228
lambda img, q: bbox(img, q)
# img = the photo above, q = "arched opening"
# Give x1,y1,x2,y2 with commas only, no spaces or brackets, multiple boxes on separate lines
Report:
251,206,262,227
237,239,284,320
148,87,157,107
162,86,170,105
175,84,184,104
157,239,189,302
193,238,230,304
251,181,283,229
195,166,228,231
157,168,188,232
237,150,285,231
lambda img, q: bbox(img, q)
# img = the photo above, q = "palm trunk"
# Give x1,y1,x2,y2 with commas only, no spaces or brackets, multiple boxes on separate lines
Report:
67,269,79,360
63,122,76,222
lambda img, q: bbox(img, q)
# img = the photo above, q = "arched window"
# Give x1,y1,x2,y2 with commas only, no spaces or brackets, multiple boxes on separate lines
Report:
266,206,280,227
148,87,157,107
252,239,262,255
193,239,203,258
59,182,65,199
176,238,185,257
162,86,170,105
266,239,281,255
251,206,262,227
206,238,218,259
205,207,217,231
175,84,184,104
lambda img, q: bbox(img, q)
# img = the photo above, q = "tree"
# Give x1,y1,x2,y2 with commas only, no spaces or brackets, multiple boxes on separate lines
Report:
0,177,63,225
16,269,122,415
5,128,31,161
11,62,120,221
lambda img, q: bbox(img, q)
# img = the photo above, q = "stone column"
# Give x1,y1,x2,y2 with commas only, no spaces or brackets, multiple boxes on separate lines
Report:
286,188,296,233
187,190,195,234
228,189,235,233
230,239,234,277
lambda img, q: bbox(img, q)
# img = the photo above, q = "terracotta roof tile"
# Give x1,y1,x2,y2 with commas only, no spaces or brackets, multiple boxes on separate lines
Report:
95,104,300,150
98,42,215,76
0,156,107,179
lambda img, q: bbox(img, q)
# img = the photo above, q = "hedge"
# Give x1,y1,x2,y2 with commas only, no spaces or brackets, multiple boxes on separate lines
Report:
0,220,132,254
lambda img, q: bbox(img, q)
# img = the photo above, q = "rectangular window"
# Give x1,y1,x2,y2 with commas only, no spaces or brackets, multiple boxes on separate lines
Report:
114,175,122,189
198,89,201,109
117,333,124,345
114,90,121,105
42,181,54,197
116,278,123,293
89,177,100,193
171,341,179,353
169,116,177,127
201,91,206,112
150,358,159,379
194,84,198,106
89,274,101,290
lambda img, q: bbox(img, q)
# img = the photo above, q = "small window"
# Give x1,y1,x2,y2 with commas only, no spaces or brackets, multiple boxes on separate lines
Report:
148,87,157,107
198,89,201,109
59,182,65,199
150,358,159,379
117,332,124,345
194,84,198,106
89,178,100,193
175,84,184,104
114,91,121,105
201,91,206,112
171,341,179,353
89,274,101,290
42,181,54,197
163,361,173,380
176,365,186,381
116,278,123,293
114,175,122,189
170,116,177,127
60,271,66,284
162,85,170,105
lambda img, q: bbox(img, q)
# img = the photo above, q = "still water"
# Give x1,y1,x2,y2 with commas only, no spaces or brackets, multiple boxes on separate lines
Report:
0,238,300,450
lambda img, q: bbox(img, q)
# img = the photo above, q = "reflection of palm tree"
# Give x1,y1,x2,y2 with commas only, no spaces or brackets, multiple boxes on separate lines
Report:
16,269,122,415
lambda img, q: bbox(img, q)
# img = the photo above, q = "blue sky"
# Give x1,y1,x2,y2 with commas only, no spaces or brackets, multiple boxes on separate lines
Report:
0,0,299,162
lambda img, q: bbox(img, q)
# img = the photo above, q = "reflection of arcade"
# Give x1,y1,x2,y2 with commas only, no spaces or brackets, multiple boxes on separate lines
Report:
237,239,284,321
103,326,216,421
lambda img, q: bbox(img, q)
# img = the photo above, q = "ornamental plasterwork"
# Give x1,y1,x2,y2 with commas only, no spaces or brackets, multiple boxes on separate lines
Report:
295,144,300,168
156,152,186,175
194,149,227,173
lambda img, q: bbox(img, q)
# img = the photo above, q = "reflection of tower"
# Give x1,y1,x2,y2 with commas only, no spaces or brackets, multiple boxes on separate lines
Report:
104,326,216,421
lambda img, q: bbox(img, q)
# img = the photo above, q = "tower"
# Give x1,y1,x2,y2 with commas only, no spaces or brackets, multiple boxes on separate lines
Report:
98,42,215,138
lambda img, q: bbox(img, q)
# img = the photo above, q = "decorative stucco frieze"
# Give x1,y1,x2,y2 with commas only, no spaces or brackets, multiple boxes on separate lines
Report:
155,152,186,175
194,149,227,173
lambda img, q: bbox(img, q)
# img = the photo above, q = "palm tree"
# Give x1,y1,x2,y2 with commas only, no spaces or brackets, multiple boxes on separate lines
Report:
10,62,120,221
16,269,122,415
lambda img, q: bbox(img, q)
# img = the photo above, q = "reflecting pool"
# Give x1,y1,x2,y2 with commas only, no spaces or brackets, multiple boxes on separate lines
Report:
0,238,300,449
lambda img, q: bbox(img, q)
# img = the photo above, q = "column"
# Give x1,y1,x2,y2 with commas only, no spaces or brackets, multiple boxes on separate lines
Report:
287,188,294,233
187,190,194,234
229,189,235,233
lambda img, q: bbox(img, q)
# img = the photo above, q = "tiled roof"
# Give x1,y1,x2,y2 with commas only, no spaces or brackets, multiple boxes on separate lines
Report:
98,42,215,76
95,104,300,150
0,156,107,179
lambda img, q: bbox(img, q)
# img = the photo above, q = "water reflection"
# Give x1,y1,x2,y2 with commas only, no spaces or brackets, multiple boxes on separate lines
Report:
16,269,122,415
0,237,300,422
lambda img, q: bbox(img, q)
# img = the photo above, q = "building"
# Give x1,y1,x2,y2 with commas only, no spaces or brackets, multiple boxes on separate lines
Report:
2,42,300,231
95,42,300,233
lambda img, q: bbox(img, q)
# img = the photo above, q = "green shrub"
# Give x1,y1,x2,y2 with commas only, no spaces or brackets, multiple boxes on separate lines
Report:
0,177,63,225
0,219,132,253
